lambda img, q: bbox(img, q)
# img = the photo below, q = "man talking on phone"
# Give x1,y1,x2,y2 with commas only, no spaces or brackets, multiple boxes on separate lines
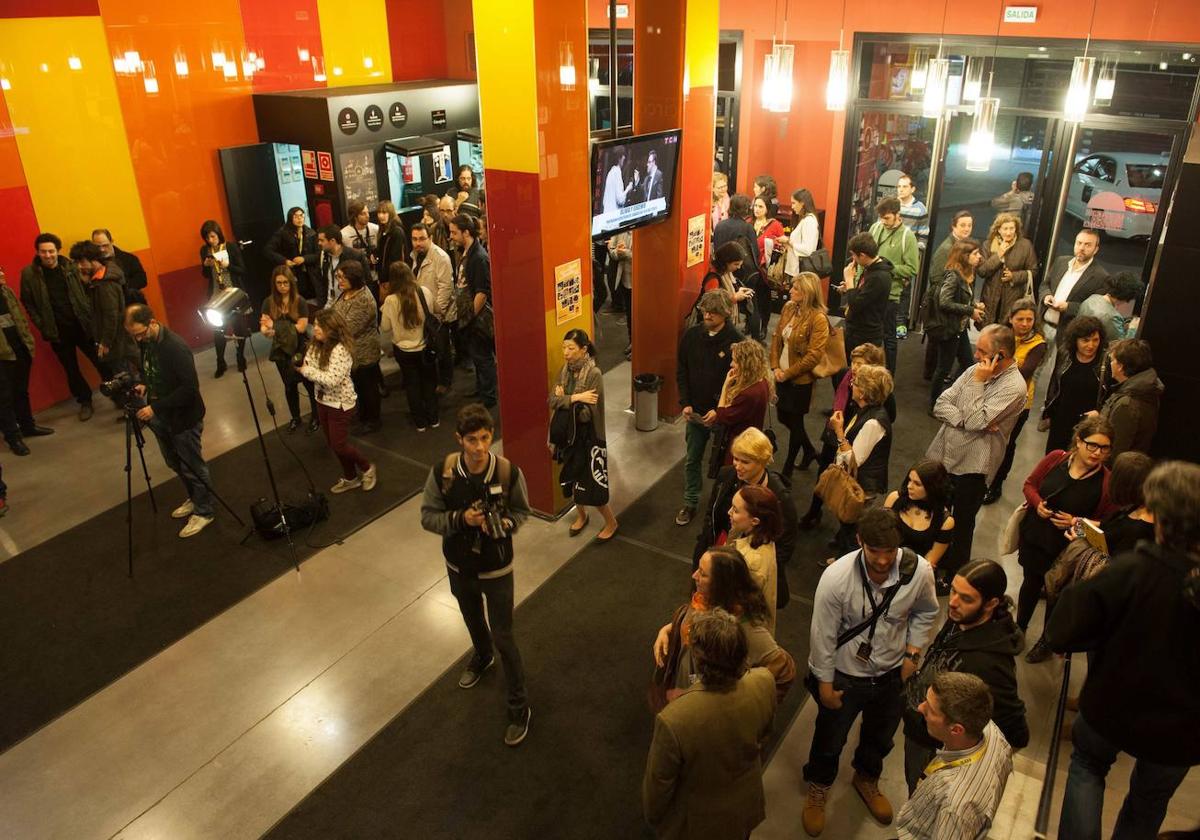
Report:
926,325,1027,589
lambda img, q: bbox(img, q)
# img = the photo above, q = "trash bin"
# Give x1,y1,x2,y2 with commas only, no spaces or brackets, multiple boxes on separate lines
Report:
633,373,663,432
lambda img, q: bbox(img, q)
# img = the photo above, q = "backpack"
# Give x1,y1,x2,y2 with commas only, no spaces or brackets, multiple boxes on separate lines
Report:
921,272,948,340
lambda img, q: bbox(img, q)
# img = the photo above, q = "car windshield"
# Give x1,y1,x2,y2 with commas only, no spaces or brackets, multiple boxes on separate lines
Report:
1126,164,1165,189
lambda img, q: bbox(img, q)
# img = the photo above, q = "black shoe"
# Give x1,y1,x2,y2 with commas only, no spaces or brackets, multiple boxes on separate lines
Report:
7,437,30,456
458,656,495,689
1025,637,1053,664
799,446,818,471
675,506,695,526
504,706,532,747
307,415,320,433
982,486,1002,506
78,403,94,421
214,363,227,379
798,512,820,531
379,383,390,398
20,425,54,437
236,359,247,373
287,418,302,433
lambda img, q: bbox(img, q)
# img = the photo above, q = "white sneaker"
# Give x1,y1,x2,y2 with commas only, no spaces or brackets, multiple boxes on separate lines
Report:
179,514,214,538
171,500,195,519
361,464,377,491
331,476,363,494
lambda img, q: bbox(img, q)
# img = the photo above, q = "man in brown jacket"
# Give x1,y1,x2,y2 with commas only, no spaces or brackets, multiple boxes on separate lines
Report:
643,609,777,839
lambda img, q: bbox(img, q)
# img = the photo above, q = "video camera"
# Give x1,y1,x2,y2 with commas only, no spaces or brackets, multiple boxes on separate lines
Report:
99,371,139,407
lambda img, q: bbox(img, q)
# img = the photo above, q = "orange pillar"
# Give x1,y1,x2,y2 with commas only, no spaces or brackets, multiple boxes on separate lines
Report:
473,0,593,515
631,0,719,417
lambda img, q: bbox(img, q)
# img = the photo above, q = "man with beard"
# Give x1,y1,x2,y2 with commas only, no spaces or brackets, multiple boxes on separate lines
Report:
901,559,1028,794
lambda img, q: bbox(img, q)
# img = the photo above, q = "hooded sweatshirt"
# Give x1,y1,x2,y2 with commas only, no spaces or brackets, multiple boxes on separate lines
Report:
1100,367,1163,459
844,256,893,344
903,616,1029,751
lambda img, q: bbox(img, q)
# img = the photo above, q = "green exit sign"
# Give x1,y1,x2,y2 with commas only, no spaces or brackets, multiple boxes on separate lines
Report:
1004,6,1038,22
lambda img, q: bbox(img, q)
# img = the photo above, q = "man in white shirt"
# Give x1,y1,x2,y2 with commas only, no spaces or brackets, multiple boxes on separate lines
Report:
340,200,379,277
601,146,637,216
897,672,1013,840
411,222,455,392
1039,228,1108,346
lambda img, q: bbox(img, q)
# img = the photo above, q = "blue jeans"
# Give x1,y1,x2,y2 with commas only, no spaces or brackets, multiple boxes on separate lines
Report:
804,668,905,786
1060,713,1190,840
682,421,713,508
148,417,215,517
469,330,497,406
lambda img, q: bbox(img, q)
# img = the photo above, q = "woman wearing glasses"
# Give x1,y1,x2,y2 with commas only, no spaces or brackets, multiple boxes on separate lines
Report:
1017,415,1117,664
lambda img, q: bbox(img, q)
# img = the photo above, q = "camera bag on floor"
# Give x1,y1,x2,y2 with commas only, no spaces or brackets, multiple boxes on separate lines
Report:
250,492,330,540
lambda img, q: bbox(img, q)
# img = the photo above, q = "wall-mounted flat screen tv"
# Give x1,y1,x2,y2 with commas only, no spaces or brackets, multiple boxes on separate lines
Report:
589,129,682,237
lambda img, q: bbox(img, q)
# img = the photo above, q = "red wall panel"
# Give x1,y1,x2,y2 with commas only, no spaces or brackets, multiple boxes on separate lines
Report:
240,0,327,93
387,0,448,81
0,0,98,17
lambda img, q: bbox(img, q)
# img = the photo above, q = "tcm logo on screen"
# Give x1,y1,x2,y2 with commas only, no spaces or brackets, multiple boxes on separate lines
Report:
1003,5,1038,23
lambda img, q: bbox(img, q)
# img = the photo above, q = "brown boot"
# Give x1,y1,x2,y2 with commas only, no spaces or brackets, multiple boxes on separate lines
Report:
802,782,830,836
852,772,894,825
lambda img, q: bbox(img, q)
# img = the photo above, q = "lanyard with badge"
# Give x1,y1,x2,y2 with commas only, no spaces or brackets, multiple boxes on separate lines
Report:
922,741,988,779
852,551,901,665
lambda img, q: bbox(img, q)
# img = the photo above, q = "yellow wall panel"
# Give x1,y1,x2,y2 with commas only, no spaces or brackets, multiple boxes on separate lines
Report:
0,17,149,251
473,0,539,174
685,0,720,92
317,0,393,87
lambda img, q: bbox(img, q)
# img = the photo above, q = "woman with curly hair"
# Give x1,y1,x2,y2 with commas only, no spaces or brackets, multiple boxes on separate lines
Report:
976,212,1039,326
706,339,772,465
1041,314,1107,454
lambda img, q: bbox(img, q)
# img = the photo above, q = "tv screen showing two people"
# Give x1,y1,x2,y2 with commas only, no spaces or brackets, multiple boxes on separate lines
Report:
590,131,680,237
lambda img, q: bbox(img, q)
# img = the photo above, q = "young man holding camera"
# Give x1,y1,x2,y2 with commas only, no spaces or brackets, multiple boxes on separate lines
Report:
420,403,532,746
124,304,215,538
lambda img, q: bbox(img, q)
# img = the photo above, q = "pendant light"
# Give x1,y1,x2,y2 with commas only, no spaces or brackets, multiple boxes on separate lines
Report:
962,56,984,103
966,2,1006,172
1064,0,1099,122
558,41,576,91
1093,55,1117,105
909,47,930,92
919,0,951,118
825,0,850,111
761,0,794,112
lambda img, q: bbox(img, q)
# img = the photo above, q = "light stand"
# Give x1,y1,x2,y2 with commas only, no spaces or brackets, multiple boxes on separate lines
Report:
202,288,300,571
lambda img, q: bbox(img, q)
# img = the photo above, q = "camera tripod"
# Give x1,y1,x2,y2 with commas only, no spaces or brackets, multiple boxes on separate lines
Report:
123,401,157,578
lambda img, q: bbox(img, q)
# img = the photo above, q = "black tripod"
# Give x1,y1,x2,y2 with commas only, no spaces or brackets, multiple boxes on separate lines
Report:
123,402,157,578
234,334,300,571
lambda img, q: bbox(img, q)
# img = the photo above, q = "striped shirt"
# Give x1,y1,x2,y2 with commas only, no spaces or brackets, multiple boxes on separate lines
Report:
926,364,1027,483
897,721,1013,840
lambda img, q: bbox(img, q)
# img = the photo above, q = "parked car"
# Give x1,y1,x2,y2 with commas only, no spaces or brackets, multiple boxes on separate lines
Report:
1064,151,1167,240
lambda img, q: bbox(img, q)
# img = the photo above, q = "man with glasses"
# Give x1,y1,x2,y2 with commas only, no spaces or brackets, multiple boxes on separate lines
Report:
926,325,1028,588
125,304,215,538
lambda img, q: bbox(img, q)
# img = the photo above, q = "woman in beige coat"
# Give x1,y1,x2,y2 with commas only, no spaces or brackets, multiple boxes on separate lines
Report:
977,212,1039,326
769,271,830,478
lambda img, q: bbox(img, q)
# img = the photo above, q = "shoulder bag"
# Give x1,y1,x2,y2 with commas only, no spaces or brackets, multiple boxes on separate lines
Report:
812,315,846,379
998,503,1026,556
800,248,833,279
414,287,442,370
814,449,866,524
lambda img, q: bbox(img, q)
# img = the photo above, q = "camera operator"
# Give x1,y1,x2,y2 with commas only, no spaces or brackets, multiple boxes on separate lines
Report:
420,403,532,747
124,304,215,538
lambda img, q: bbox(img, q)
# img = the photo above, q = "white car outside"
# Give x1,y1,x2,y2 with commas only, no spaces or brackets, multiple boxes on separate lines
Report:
1064,151,1167,240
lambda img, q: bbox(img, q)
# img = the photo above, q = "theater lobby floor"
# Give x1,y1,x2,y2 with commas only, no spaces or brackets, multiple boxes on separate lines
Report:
0,332,1196,839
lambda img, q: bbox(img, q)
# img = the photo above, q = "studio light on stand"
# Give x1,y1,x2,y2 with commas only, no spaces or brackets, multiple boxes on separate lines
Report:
201,288,320,571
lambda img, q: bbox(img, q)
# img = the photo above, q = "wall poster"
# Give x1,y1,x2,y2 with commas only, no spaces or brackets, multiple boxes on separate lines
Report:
686,214,706,267
339,149,379,207
554,258,583,325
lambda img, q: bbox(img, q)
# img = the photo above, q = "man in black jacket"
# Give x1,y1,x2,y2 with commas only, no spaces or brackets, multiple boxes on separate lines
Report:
1047,460,1200,840
315,226,369,309
420,404,532,746
838,232,893,359
92,228,147,303
125,304,215,539
450,214,497,408
901,559,1028,794
675,289,743,526
713,194,766,340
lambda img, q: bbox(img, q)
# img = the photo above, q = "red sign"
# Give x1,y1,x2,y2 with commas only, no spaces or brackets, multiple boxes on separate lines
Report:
313,183,325,196
316,151,334,182
301,149,318,179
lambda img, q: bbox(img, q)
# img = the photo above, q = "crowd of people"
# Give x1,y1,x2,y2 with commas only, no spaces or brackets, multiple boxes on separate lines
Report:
3,164,1194,838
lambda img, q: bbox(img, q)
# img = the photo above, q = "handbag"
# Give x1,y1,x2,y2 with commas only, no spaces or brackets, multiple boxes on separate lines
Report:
812,315,846,379
800,248,833,278
647,603,690,714
766,251,788,291
414,287,442,369
814,454,866,524
999,503,1027,556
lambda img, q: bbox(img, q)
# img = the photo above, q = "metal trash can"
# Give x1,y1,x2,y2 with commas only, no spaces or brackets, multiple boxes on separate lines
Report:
633,373,663,432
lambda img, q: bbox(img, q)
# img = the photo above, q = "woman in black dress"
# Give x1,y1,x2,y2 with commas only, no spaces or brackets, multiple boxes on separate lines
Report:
1040,315,1107,454
1092,451,1156,556
1019,415,1115,663
199,219,245,377
883,458,956,587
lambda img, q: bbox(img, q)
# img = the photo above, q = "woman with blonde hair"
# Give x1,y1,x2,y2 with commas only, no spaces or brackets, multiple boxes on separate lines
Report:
977,211,1039,326
259,265,318,433
769,271,830,478
706,339,772,466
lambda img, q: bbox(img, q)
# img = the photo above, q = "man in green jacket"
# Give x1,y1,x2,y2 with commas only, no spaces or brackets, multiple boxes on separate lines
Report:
70,241,137,378
869,197,919,374
19,233,99,421
0,265,54,455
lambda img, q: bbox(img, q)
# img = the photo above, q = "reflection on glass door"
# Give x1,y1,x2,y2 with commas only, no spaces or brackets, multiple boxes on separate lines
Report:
848,111,937,237
1053,127,1174,278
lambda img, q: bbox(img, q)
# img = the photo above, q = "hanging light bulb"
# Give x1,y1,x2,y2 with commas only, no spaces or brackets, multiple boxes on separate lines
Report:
142,59,159,94
68,55,83,71
761,43,794,112
588,57,600,94
124,50,142,74
921,57,949,117
1064,55,1096,122
312,55,326,83
826,49,850,111
297,47,310,63
1094,56,1117,105
558,41,576,90
909,47,930,92
211,46,226,68
962,56,984,103
966,96,1000,172
113,55,129,74
174,50,189,78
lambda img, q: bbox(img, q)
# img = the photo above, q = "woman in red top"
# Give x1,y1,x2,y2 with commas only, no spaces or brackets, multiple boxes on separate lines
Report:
751,196,784,268
1018,415,1116,663
706,339,772,465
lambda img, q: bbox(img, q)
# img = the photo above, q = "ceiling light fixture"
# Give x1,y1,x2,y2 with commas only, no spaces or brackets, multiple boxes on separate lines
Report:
825,0,850,111
1064,0,1099,122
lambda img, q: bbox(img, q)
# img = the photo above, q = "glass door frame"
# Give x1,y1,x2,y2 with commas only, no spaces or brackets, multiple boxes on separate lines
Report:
833,32,1200,321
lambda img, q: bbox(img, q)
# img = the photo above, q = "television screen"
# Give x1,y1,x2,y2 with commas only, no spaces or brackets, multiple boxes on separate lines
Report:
590,129,682,237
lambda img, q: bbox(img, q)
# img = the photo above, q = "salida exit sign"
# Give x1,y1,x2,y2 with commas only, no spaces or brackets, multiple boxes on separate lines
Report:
1004,5,1038,22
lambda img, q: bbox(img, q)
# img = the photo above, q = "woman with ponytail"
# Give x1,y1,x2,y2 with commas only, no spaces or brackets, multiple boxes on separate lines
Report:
900,558,1029,794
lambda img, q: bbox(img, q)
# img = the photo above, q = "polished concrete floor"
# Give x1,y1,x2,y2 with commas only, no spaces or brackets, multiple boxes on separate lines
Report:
1,333,1196,839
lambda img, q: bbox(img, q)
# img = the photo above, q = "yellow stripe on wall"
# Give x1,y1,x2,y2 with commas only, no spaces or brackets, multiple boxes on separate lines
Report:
316,0,393,87
0,17,149,251
473,0,539,175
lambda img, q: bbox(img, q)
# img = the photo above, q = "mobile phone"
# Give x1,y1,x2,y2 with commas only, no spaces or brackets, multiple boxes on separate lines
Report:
991,353,1002,365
